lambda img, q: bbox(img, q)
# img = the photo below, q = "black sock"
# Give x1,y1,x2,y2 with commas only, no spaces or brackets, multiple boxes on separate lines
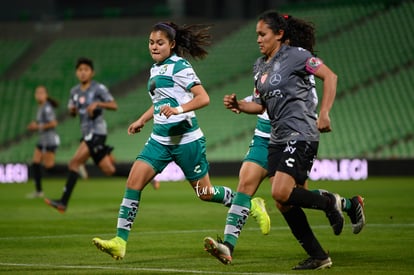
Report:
282,206,328,259
44,166,67,176
113,164,131,177
31,163,42,192
60,170,79,205
285,187,330,210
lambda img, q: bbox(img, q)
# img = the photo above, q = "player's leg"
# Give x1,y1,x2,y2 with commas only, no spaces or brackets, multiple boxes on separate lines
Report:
236,136,271,235
44,142,89,213
270,141,344,236
204,137,271,264
219,162,269,257
100,145,130,177
93,137,165,260
174,137,234,206
27,147,43,198
277,200,332,270
309,187,365,234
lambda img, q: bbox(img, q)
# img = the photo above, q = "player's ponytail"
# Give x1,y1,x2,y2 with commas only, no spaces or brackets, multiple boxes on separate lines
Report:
47,96,59,108
152,22,211,60
258,11,316,54
284,15,316,54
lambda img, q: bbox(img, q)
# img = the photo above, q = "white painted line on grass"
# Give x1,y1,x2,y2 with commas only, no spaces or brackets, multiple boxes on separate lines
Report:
0,223,412,241
0,262,294,275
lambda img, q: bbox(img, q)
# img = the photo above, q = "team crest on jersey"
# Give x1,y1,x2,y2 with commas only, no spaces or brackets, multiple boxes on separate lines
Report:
306,57,323,74
260,73,268,84
79,96,86,104
159,64,168,74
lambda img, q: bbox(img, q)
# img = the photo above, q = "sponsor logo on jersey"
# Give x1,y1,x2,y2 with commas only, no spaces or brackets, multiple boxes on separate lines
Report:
273,61,280,71
269,73,282,86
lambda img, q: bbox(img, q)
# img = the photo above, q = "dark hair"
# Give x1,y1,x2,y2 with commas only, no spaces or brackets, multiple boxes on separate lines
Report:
152,22,211,60
76,57,94,70
284,15,315,54
37,85,59,108
258,11,316,54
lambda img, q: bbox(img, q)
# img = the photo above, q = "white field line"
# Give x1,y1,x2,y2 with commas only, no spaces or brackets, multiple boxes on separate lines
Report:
0,223,413,241
0,262,295,275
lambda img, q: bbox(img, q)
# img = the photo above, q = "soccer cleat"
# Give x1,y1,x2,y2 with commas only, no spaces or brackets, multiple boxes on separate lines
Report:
250,197,271,235
292,256,332,270
348,195,366,234
324,193,344,235
44,198,66,213
92,236,126,260
203,237,232,265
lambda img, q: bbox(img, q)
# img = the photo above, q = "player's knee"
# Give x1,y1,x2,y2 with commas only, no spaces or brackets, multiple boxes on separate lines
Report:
68,159,79,171
101,165,115,176
44,163,54,170
197,193,213,201
272,188,290,204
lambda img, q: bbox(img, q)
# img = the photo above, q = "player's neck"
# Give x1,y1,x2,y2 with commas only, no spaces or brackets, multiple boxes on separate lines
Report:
80,81,92,91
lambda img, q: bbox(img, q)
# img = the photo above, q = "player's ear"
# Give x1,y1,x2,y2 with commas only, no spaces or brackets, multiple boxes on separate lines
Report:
170,40,176,50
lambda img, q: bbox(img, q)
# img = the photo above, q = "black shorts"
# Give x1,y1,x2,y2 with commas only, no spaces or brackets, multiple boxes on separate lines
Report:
83,134,112,165
267,140,318,185
36,144,58,153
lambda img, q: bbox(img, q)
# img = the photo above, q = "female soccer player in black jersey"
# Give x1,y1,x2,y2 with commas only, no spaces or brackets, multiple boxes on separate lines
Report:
220,11,359,270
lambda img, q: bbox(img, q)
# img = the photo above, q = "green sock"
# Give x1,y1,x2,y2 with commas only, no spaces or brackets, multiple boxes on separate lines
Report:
223,192,251,250
209,186,234,207
342,198,352,212
116,188,141,242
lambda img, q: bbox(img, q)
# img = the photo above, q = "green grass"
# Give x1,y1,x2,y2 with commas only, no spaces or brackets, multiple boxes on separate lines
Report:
0,177,413,274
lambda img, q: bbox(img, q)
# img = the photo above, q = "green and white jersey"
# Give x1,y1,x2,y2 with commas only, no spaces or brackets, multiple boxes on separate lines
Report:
244,95,270,139
148,54,203,145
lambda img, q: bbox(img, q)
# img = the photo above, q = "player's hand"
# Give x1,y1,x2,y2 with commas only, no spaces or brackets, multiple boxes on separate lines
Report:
87,102,99,117
223,94,241,114
159,105,179,118
128,120,145,135
317,112,332,133
27,121,38,131
68,106,78,117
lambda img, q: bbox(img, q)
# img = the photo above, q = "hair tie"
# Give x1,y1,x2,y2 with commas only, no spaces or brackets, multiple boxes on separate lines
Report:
155,22,176,39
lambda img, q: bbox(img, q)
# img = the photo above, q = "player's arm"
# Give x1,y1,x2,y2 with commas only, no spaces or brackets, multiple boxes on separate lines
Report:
87,100,118,117
128,105,154,135
27,119,57,131
313,63,337,133
159,84,209,118
224,93,264,114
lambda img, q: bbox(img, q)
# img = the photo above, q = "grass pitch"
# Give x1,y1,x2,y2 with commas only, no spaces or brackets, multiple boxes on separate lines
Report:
0,176,413,274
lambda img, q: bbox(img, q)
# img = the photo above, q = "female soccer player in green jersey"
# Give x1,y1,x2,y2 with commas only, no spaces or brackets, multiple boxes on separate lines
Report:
92,21,269,260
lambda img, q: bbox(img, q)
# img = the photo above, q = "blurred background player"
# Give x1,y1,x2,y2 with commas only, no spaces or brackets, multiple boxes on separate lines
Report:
26,85,60,198
44,57,128,213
